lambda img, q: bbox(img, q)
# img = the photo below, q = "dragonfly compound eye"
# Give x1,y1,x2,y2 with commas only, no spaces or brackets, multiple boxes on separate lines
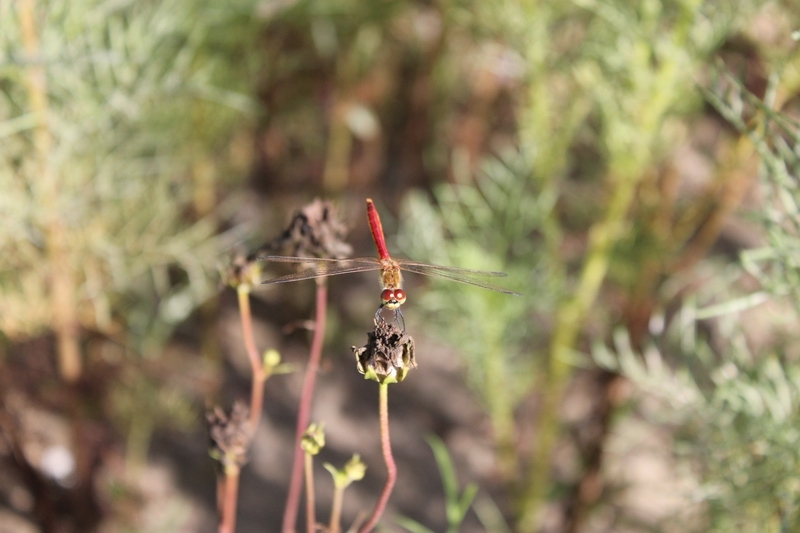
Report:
393,289,406,305
381,288,406,310
381,289,394,304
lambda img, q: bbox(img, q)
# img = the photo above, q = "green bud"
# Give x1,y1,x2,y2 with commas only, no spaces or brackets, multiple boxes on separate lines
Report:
344,454,366,482
323,454,366,489
263,349,281,369
300,423,325,455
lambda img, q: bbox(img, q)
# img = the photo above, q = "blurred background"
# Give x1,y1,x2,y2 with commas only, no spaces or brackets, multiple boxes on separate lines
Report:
1,0,800,532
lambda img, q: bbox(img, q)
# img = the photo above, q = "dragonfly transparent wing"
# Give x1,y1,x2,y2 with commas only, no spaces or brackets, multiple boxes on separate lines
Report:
395,259,509,277
398,261,521,296
259,256,381,285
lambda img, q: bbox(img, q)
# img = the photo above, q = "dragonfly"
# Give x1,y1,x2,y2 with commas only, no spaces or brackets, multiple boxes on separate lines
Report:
260,199,520,329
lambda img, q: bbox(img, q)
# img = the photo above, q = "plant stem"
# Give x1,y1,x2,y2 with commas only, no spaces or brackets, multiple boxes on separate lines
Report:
329,486,344,533
358,382,395,533
518,169,641,532
283,279,328,533
214,287,264,533
322,98,353,192
19,0,81,382
305,452,316,533
238,286,266,430
220,466,241,533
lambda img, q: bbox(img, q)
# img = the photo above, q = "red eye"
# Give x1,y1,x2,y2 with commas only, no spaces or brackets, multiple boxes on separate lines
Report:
394,289,406,303
381,289,394,303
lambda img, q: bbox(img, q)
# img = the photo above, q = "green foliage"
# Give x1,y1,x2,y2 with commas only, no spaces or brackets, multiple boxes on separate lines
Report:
594,317,800,532
398,150,553,476
706,64,800,308
427,434,479,533
397,5,754,527
591,61,800,531
400,149,550,383
0,0,261,350
395,435,480,533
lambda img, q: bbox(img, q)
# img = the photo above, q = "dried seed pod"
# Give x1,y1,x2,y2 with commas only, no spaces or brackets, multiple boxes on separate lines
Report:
353,318,417,384
254,198,352,260
207,401,252,469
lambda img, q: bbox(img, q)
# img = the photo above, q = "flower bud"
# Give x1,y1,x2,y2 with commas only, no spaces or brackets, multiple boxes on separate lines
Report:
300,423,325,455
324,454,367,489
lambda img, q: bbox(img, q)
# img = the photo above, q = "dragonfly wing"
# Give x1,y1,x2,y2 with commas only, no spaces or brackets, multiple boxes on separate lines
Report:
399,263,521,296
395,259,508,277
260,257,381,285
259,255,378,264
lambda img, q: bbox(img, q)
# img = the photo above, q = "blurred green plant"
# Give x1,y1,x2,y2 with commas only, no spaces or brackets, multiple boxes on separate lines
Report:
395,435,480,533
588,44,800,532
0,0,262,378
666,48,800,533
706,62,800,306
399,151,549,481
111,365,196,475
398,0,765,530
594,311,800,532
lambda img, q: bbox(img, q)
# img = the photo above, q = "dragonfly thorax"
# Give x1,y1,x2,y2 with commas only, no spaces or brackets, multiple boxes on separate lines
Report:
379,259,403,289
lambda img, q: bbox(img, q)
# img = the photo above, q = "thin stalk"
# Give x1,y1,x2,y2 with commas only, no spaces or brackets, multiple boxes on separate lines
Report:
214,286,265,533
238,286,266,430
305,452,316,533
518,169,641,533
124,414,154,478
518,36,693,526
18,0,81,382
329,485,344,533
283,279,328,533
358,383,395,533
219,466,241,533
322,98,353,192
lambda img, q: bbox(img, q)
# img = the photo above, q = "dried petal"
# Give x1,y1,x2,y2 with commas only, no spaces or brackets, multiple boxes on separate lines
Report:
254,199,352,259
207,401,252,468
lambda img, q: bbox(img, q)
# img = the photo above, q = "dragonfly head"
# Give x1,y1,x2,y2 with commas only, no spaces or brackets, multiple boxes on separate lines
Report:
381,288,406,310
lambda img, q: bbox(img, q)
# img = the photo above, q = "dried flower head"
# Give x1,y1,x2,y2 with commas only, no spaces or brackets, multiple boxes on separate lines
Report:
222,250,263,290
254,198,352,259
353,318,417,384
207,401,252,470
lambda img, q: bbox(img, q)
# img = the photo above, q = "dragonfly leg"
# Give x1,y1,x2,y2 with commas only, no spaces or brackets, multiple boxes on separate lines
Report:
394,308,406,331
374,305,406,331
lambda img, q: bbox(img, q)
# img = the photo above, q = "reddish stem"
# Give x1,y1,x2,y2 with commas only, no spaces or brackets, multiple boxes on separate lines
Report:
282,279,328,533
238,287,266,430
219,466,241,533
358,383,395,533
215,286,264,533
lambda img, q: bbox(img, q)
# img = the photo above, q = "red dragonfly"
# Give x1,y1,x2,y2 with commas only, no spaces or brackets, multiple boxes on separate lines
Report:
260,199,519,327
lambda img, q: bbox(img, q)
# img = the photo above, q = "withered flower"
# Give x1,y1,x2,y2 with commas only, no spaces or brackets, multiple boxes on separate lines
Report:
223,250,263,290
353,318,416,384
253,198,352,260
207,401,252,470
